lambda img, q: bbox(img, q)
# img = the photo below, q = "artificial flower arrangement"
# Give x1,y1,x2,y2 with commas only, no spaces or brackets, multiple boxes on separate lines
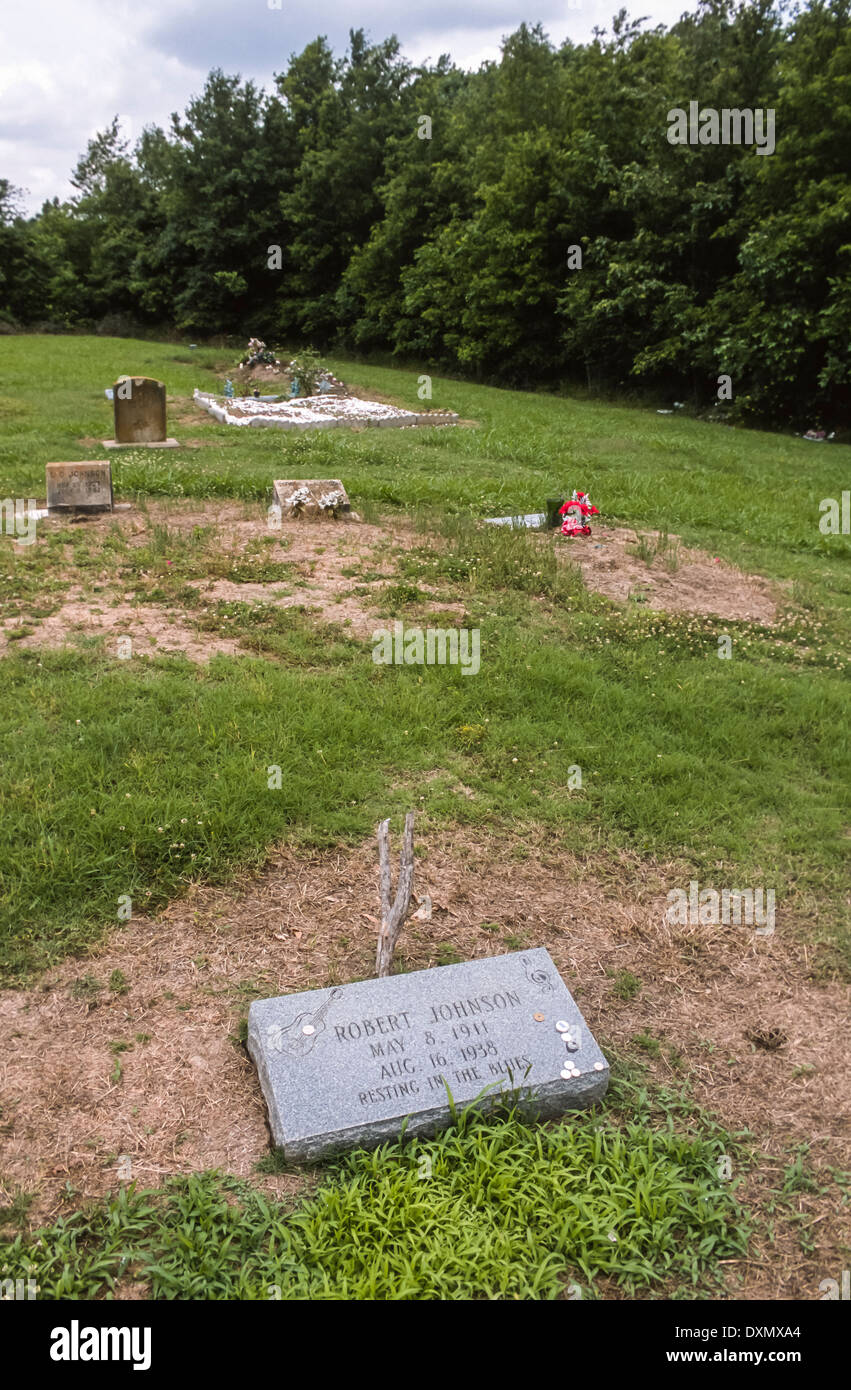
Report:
286,486,347,517
559,490,600,537
316,488,347,516
286,486,312,515
239,337,281,370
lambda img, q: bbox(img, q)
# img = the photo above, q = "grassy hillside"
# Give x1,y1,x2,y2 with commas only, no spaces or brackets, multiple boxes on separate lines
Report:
0,335,848,982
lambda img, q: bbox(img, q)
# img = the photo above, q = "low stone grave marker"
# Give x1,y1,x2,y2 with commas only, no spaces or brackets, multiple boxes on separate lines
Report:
484,512,548,529
248,947,608,1161
46,461,113,512
104,375,178,448
272,478,355,519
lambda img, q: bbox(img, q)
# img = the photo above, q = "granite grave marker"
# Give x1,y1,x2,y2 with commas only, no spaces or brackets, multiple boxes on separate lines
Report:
46,461,113,512
248,948,608,1161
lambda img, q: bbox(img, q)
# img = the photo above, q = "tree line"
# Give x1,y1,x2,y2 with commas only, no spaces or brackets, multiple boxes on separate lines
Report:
1,0,849,427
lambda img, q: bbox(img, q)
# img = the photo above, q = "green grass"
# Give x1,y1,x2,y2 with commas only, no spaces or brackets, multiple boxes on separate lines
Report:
0,335,848,981
1,571,847,980
0,1090,752,1300
629,527,682,571
611,970,643,1002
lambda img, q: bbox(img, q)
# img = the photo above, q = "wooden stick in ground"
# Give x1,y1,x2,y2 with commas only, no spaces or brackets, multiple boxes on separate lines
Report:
375,811,415,977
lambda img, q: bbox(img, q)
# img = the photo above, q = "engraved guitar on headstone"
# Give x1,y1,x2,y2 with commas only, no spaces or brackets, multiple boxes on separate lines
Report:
268,987,344,1058
523,956,555,992
249,949,608,1160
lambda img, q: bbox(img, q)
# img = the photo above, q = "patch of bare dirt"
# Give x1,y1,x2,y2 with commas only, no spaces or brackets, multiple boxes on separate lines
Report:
558,525,783,624
0,829,846,1300
3,503,783,667
0,502,425,654
187,517,427,639
1,597,243,662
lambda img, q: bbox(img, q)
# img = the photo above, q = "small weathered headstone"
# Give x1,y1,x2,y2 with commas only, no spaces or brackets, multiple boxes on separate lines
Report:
273,478,353,518
248,948,608,1162
104,376,178,448
46,461,113,512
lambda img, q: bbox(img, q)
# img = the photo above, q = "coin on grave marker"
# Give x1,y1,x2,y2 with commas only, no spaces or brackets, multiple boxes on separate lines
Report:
555,1020,570,1032
534,1013,545,1022
302,1025,315,1035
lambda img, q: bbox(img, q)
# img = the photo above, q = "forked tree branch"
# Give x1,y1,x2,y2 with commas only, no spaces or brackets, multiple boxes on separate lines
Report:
375,811,415,977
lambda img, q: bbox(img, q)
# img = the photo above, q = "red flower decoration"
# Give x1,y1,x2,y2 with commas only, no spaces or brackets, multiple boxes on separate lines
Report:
558,488,599,535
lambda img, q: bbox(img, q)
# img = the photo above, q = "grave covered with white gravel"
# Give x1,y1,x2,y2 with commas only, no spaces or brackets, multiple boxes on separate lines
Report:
194,389,458,431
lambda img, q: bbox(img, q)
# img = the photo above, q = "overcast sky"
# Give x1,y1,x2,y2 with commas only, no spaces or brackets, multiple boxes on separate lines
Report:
2,0,700,215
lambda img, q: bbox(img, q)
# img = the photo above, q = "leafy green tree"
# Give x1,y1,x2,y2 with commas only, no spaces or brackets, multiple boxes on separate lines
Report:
277,30,415,343
137,72,290,335
7,3,850,426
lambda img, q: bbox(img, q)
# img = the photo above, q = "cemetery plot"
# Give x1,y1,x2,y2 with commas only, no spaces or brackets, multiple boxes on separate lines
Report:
549,524,780,623
0,501,459,656
0,831,846,1300
193,388,458,431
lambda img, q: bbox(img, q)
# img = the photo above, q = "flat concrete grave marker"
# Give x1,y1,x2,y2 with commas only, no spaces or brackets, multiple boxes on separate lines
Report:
104,376,178,448
484,513,548,529
46,461,113,512
272,478,353,518
248,947,608,1162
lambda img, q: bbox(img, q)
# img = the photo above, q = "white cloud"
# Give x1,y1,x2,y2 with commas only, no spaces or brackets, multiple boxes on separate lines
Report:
2,0,700,215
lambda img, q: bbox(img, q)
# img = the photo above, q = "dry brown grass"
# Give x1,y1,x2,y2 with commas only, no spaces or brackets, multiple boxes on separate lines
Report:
0,501,426,655
553,524,782,624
